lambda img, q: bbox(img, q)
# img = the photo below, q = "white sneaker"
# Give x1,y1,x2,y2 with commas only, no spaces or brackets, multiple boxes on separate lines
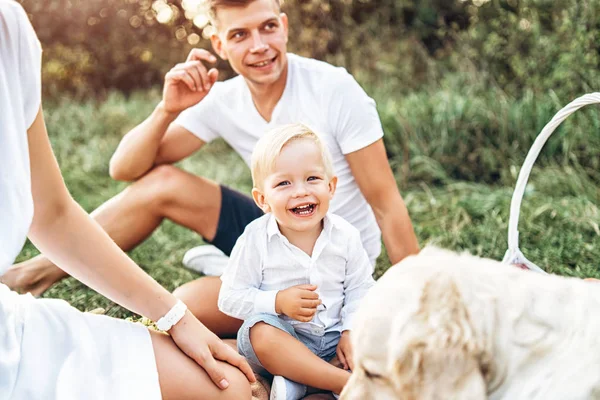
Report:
270,375,307,400
181,245,229,276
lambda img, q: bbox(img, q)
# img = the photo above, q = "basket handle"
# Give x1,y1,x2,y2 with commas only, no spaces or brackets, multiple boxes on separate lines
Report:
503,92,600,273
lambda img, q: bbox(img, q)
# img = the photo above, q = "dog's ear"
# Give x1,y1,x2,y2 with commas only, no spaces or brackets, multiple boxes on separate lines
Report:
390,274,489,400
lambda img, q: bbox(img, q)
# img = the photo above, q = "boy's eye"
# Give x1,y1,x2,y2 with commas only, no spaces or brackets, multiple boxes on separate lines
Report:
275,181,290,187
231,31,246,40
307,176,321,181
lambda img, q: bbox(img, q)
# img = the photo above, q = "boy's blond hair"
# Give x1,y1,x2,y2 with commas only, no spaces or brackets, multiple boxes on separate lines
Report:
251,123,334,190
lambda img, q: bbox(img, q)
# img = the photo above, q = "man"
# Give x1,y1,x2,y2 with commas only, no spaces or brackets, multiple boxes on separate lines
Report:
3,0,419,335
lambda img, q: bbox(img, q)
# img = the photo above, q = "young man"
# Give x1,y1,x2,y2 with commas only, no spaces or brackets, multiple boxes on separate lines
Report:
3,0,418,335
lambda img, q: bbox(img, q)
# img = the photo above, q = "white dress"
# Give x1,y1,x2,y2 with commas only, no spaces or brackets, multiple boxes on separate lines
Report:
0,2,161,399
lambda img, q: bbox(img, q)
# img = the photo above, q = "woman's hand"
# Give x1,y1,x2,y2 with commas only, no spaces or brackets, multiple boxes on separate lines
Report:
169,311,256,389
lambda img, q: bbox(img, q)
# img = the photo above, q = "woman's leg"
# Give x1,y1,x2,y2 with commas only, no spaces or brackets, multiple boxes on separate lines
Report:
150,330,252,400
173,276,243,338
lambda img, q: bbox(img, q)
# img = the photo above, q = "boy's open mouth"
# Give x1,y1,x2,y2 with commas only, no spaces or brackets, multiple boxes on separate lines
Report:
289,203,316,216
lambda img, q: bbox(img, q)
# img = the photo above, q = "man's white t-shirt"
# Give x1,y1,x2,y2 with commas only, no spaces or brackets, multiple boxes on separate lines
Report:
0,0,41,274
175,54,384,263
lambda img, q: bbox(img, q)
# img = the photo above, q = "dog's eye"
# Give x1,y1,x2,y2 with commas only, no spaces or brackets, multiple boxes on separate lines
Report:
363,367,384,380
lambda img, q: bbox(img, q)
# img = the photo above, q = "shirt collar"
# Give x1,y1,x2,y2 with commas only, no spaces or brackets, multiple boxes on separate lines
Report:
266,213,281,241
266,212,335,242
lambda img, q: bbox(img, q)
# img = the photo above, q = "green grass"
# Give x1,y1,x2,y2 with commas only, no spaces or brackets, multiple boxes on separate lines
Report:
16,89,600,319
378,86,600,185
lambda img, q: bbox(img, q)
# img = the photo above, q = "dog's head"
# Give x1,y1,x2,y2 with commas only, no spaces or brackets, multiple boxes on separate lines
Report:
341,247,497,400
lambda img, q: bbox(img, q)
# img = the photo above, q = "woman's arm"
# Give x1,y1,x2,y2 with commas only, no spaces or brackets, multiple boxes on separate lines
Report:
26,106,254,388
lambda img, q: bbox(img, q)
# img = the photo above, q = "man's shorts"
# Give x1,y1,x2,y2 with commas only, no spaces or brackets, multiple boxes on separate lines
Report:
208,185,264,256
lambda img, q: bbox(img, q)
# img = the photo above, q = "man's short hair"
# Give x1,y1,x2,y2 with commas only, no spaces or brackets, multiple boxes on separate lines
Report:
207,0,282,26
251,123,334,190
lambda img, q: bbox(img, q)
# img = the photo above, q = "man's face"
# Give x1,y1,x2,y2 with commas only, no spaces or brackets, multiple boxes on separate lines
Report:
211,0,289,86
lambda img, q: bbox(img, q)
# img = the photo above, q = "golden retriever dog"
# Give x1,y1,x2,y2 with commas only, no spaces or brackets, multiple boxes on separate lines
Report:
341,247,600,400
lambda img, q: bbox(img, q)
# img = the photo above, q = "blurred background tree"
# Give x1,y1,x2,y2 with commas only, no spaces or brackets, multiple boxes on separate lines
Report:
19,0,599,101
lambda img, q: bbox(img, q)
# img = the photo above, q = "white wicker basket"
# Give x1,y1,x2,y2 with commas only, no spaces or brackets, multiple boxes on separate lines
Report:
502,92,600,273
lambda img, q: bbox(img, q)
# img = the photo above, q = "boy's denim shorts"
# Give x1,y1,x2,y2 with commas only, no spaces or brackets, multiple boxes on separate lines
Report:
237,313,341,376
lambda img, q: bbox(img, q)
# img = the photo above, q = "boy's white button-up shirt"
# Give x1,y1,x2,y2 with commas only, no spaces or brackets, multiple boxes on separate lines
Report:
218,213,375,335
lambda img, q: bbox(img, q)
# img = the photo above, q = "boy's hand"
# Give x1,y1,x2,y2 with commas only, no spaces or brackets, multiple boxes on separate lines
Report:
275,284,321,322
336,330,354,371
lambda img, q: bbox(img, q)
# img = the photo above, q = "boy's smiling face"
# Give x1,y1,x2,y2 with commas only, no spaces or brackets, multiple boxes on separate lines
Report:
252,138,337,237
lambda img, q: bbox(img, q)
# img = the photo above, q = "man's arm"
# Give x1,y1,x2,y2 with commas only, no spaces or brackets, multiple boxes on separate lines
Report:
346,139,419,264
109,48,219,181
109,104,205,181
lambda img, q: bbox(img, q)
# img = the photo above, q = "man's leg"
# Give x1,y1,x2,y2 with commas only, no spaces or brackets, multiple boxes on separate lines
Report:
174,276,243,338
171,282,256,383
2,165,222,295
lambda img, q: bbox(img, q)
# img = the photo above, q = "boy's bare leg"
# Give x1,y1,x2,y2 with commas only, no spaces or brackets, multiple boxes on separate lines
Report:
1,165,222,296
250,323,351,395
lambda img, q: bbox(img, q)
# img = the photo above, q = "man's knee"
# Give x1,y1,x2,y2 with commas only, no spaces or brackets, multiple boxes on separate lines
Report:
137,164,181,191
125,165,185,207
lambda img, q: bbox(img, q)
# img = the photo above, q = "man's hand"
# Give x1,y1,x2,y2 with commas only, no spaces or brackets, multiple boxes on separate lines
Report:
162,49,219,114
275,284,321,322
336,330,354,370
169,310,256,389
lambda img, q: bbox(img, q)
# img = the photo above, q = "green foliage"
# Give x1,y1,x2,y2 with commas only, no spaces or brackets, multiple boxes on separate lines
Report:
19,0,600,101
452,0,600,98
20,0,209,99
379,84,600,184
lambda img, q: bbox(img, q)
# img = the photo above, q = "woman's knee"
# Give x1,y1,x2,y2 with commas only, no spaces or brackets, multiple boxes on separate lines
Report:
151,330,252,400
219,364,253,400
